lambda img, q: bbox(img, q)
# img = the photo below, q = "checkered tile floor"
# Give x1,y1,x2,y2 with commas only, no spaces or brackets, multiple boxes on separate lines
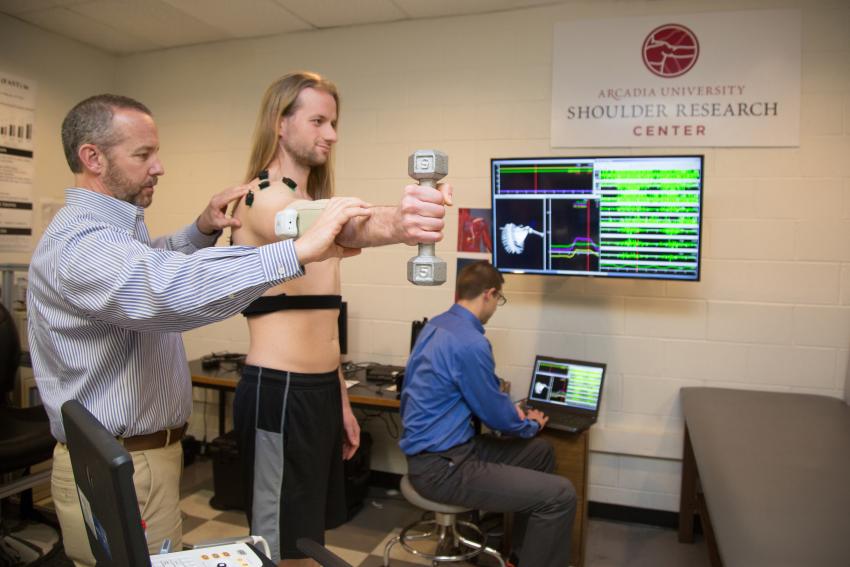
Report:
180,458,505,567
179,457,710,567
29,456,707,567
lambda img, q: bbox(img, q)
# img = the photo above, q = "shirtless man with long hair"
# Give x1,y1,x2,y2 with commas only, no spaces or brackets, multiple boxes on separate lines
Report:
231,71,451,566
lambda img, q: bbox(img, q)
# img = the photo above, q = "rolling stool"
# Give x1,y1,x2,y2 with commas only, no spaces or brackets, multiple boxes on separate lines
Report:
383,476,505,566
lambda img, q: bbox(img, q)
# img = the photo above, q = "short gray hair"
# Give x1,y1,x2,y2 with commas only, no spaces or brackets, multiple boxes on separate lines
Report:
61,94,152,173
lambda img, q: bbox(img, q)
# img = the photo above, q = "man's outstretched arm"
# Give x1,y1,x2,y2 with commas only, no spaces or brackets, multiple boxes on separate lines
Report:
336,182,453,248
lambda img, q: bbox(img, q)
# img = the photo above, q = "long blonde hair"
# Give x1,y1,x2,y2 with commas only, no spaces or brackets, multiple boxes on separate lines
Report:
245,71,339,199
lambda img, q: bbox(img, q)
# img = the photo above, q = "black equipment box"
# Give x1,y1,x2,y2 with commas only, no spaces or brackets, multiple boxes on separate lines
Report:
365,364,404,383
208,430,246,511
344,431,372,520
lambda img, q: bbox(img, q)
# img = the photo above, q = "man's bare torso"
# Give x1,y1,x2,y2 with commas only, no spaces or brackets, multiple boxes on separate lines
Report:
232,182,341,374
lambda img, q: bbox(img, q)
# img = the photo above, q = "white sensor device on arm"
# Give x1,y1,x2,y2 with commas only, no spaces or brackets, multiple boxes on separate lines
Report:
274,199,329,240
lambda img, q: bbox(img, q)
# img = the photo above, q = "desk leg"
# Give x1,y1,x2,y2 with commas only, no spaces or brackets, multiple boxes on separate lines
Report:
678,425,723,566
698,492,723,567
218,389,226,438
541,429,588,567
678,425,697,543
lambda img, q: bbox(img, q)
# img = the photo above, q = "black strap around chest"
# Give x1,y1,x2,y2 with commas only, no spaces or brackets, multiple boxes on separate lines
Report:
241,294,342,316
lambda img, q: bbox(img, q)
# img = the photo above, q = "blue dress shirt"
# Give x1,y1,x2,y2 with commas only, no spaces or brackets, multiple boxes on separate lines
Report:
400,304,539,455
28,188,304,442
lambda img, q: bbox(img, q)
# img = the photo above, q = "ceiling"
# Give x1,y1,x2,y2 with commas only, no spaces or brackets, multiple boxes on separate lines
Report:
0,0,566,55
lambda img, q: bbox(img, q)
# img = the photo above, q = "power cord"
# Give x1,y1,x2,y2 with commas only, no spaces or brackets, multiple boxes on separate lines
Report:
355,408,400,439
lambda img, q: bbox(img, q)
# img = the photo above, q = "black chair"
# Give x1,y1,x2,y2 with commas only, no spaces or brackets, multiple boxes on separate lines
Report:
0,302,58,564
410,317,428,353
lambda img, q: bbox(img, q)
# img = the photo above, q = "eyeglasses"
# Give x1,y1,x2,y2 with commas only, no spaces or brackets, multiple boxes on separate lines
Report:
495,291,507,307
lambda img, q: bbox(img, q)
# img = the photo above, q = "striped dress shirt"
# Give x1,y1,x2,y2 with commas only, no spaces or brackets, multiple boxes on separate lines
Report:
28,188,303,443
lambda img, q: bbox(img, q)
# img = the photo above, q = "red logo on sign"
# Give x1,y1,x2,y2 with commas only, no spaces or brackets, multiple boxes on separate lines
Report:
642,24,699,78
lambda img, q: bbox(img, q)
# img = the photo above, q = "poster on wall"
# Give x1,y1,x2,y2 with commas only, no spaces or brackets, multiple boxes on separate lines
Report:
0,71,35,252
457,208,493,253
551,9,800,147
455,207,493,300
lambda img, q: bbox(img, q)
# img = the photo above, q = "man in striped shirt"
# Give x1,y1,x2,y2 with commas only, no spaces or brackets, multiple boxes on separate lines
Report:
27,94,448,566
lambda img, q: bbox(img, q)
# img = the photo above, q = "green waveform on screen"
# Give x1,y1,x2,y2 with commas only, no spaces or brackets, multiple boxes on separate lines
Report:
601,205,699,213
604,252,696,261
601,183,700,191
604,263,695,272
606,239,697,249
604,227,699,236
599,169,700,180
603,193,699,203
603,216,698,224
500,167,593,174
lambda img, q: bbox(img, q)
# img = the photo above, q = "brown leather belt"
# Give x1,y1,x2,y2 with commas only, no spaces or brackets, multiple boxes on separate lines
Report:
119,423,187,452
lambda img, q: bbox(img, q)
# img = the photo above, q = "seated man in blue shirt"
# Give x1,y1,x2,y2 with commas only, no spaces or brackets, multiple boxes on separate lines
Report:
400,261,577,567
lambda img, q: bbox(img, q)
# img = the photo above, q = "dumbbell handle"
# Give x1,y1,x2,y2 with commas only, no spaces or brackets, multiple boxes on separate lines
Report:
416,177,437,259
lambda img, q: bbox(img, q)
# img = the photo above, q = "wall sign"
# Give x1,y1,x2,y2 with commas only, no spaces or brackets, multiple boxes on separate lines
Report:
0,71,36,252
551,10,800,147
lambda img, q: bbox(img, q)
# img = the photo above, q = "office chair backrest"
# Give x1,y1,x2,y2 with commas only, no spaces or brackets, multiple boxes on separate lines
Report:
410,317,428,353
0,302,21,400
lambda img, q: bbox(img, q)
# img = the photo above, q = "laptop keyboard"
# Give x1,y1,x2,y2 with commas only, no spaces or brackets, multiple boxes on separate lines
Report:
549,414,589,431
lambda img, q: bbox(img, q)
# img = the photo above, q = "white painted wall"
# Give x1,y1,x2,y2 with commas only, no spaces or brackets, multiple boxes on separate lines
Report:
7,0,850,512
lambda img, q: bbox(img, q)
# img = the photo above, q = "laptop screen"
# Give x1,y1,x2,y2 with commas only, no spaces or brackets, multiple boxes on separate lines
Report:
527,356,606,413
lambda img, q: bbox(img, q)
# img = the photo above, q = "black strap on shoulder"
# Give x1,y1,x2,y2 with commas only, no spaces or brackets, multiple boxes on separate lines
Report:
241,294,342,316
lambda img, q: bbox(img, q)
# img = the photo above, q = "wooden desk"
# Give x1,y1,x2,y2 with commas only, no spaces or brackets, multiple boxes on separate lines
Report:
189,359,399,436
189,358,239,437
541,428,590,567
347,382,401,410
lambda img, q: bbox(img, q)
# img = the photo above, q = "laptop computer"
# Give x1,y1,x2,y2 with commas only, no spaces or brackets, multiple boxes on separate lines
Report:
523,355,606,433
60,400,276,567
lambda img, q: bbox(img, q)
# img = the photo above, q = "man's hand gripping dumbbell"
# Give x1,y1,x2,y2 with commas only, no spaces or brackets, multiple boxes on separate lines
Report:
274,150,451,285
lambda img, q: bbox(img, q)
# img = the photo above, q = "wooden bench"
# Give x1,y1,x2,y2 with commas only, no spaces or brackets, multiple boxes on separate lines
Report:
678,387,850,567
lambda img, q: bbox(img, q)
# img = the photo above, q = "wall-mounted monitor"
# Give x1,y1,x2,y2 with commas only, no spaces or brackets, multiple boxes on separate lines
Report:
491,155,703,281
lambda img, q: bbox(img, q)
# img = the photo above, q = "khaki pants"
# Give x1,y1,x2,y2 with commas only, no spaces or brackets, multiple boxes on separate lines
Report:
51,440,184,567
